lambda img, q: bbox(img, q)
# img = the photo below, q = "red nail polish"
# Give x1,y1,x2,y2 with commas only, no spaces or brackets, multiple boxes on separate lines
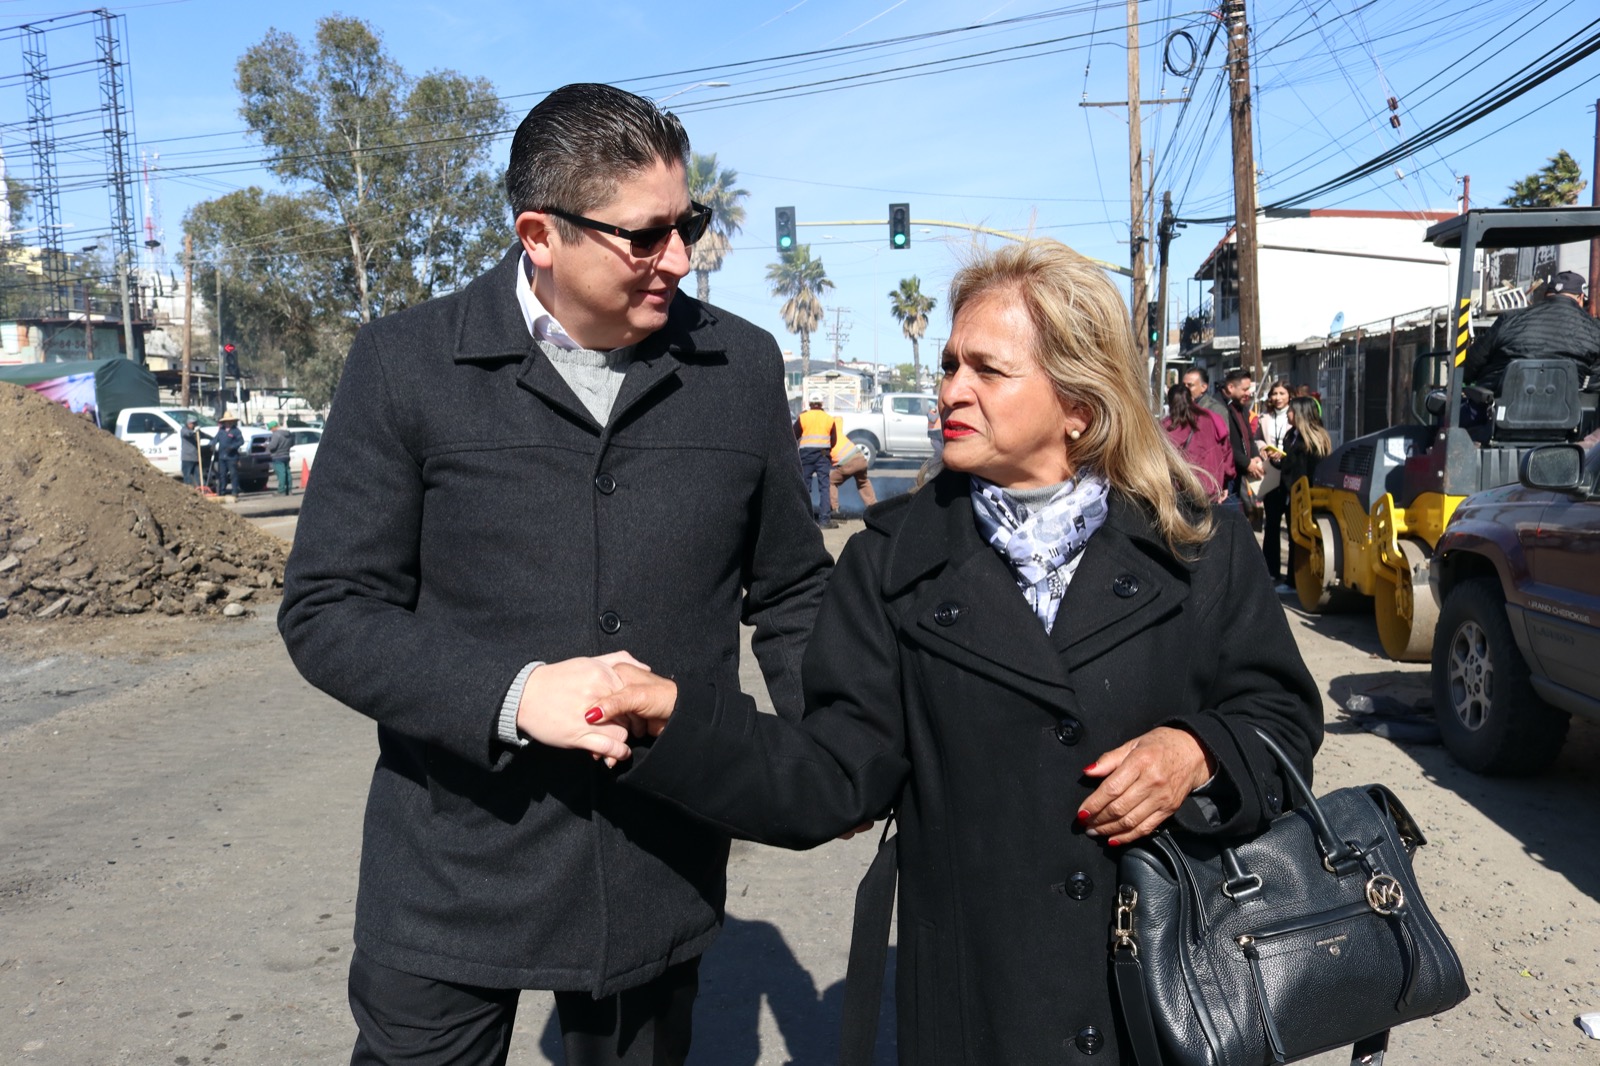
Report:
1107,839,1122,848
1076,810,1089,823
1083,763,1097,774
584,707,603,724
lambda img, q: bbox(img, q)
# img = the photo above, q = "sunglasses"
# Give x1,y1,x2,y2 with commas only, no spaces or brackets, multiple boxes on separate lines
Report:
542,201,712,257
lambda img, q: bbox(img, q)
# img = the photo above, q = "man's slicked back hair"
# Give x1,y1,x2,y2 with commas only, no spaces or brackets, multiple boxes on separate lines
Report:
504,83,691,242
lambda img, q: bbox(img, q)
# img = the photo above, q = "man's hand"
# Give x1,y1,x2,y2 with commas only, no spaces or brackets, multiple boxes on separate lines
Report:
1247,456,1264,478
591,663,678,739
516,652,646,764
1077,727,1216,846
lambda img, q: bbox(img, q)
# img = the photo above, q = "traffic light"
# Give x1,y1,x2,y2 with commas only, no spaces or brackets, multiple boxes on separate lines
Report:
222,342,239,376
889,203,910,249
1216,246,1240,302
775,206,796,254
1147,304,1161,345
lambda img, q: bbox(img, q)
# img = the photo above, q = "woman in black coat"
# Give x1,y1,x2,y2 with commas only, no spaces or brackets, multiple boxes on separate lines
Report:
587,240,1323,1064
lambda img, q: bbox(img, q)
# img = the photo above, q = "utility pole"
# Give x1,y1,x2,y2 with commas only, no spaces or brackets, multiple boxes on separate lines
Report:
1127,0,1147,357
215,250,224,415
181,233,193,405
1225,0,1263,380
117,252,136,364
1589,100,1599,316
1155,191,1178,409
1459,174,1471,214
826,307,852,372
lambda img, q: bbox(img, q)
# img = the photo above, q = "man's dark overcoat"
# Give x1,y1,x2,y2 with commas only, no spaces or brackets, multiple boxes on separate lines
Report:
278,246,831,996
623,471,1323,1064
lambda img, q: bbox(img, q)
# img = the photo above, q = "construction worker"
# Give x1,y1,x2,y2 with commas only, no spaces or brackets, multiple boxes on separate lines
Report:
828,427,877,519
795,394,837,528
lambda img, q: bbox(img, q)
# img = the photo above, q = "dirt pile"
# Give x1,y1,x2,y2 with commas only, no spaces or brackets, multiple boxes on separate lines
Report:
0,382,287,621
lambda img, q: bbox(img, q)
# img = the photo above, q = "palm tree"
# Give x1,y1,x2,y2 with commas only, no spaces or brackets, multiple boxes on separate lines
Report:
766,245,833,385
687,152,748,304
888,276,938,389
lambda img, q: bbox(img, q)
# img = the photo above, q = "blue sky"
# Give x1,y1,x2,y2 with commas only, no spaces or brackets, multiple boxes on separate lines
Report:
3,0,1597,370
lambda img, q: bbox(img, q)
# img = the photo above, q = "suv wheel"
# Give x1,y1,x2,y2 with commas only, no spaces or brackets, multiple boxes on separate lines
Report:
1431,577,1569,775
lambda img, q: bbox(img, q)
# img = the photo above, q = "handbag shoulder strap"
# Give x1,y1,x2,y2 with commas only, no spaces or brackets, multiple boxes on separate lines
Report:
840,818,898,1066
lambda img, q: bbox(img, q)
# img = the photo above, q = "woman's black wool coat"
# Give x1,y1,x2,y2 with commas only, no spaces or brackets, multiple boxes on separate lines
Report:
622,470,1323,1065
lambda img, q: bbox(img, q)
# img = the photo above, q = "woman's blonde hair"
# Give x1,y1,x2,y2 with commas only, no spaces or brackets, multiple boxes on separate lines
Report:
945,239,1213,551
1288,395,1332,458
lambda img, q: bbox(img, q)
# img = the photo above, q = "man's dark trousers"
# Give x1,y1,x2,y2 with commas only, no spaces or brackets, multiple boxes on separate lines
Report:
799,447,832,523
218,457,241,496
348,949,699,1066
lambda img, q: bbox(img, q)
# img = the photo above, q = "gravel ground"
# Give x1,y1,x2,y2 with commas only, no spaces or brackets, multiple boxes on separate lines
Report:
1,525,1597,1065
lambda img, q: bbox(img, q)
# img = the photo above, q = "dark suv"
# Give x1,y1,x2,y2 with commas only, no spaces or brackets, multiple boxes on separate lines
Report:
1428,440,1600,774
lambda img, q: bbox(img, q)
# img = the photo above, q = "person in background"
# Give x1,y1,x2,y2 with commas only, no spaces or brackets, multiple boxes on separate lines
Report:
1161,382,1233,501
277,82,830,1066
1465,270,1600,393
1256,381,1293,587
266,420,294,496
796,394,838,529
1182,365,1230,422
213,412,244,500
1272,394,1333,579
1220,368,1264,507
828,431,877,519
586,238,1321,1065
180,416,201,488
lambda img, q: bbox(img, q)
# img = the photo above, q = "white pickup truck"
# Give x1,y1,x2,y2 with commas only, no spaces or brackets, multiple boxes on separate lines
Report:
114,407,219,479
836,392,939,467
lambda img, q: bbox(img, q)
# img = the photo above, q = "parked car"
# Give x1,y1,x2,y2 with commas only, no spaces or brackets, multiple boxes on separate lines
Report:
1427,440,1600,774
836,392,938,466
114,407,218,479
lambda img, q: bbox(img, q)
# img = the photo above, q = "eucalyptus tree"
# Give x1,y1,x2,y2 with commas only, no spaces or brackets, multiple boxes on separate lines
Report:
233,15,506,326
766,245,833,384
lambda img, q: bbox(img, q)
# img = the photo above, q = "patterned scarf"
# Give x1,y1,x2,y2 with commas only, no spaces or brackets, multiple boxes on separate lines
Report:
970,472,1111,633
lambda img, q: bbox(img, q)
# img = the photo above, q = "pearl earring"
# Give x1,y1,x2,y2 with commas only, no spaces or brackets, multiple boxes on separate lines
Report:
1069,429,1082,441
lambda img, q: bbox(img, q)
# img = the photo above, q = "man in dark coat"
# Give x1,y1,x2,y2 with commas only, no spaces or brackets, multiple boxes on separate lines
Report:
1465,269,1600,392
277,83,831,1066
213,413,243,499
1220,367,1264,500
1182,365,1230,423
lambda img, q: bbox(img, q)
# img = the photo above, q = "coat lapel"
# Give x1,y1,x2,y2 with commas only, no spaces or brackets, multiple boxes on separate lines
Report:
1049,494,1192,667
884,473,1074,703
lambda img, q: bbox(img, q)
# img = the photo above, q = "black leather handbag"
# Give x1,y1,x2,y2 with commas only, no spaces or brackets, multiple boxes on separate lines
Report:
1112,729,1469,1066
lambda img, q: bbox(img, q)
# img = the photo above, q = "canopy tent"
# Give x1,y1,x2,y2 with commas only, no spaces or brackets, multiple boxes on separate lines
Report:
0,358,158,430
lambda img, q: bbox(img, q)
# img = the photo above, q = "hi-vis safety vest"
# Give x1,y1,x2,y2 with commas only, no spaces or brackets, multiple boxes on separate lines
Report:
797,408,834,449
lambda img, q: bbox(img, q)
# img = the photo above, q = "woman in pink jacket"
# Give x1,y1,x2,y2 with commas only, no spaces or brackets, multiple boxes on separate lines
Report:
1162,382,1234,501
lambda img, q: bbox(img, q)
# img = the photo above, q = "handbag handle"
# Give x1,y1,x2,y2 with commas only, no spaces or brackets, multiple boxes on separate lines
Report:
1231,729,1359,881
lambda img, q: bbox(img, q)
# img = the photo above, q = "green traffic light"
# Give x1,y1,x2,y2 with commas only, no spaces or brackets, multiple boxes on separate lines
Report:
893,234,906,247
780,236,793,248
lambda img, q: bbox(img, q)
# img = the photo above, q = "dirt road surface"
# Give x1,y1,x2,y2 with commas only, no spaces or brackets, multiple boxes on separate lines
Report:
3,519,1597,1065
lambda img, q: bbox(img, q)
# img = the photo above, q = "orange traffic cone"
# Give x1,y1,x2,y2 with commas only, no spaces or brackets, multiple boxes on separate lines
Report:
300,457,311,492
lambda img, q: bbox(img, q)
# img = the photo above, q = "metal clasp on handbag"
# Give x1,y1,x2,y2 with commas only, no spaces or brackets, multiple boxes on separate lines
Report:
1113,885,1138,956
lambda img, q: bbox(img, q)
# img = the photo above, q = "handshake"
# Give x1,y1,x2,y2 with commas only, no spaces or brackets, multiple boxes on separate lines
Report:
514,652,679,767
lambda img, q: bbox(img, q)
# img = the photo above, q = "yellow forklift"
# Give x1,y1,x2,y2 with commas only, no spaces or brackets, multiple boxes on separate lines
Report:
1288,207,1600,660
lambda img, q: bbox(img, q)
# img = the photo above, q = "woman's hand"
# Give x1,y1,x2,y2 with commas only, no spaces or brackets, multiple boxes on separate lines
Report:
1077,726,1216,845
516,651,647,765
591,663,679,740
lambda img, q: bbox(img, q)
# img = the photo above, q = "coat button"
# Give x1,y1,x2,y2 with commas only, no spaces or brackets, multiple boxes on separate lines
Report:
599,610,622,635
933,602,962,626
1075,1026,1104,1054
1055,716,1083,746
595,473,617,495
1112,574,1140,598
1066,871,1094,900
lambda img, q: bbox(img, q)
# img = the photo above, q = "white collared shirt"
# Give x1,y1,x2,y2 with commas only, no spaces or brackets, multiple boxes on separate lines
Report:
515,251,583,351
